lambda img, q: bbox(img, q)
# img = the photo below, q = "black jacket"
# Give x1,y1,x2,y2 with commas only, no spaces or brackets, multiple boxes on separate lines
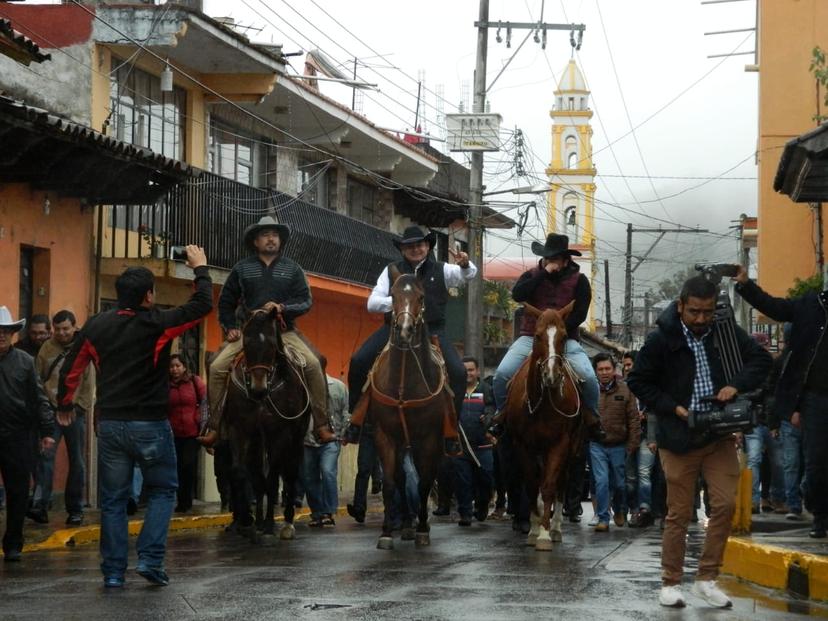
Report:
736,280,828,422
0,348,54,441
627,301,772,453
59,266,212,421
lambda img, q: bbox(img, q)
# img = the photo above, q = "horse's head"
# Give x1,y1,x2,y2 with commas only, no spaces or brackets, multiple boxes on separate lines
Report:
389,265,425,345
242,305,283,400
526,301,573,387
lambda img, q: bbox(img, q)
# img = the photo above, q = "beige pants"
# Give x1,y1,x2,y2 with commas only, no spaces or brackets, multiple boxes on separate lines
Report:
207,331,329,432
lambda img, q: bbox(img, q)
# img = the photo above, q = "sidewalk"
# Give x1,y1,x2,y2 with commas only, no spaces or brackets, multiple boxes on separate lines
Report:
723,510,828,600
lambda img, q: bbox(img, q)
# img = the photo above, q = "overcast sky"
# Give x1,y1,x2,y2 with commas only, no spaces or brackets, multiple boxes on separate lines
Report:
204,0,759,319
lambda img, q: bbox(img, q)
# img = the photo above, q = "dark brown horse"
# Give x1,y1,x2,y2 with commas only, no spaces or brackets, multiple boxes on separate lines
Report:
222,305,311,542
504,301,586,550
369,268,453,550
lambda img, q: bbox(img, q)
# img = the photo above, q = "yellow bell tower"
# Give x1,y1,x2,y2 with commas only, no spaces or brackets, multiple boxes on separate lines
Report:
545,59,597,329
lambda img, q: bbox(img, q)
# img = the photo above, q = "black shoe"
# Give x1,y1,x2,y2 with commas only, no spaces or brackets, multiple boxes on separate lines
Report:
322,514,336,527
432,506,450,517
127,498,138,516
488,422,505,438
308,516,323,528
371,482,383,495
3,550,21,562
26,508,48,524
458,515,472,527
347,504,366,523
809,523,827,539
474,506,488,522
136,565,169,586
342,423,361,445
66,513,83,526
569,514,582,523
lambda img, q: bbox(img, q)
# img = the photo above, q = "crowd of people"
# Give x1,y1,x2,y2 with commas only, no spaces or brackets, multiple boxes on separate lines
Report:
0,220,824,610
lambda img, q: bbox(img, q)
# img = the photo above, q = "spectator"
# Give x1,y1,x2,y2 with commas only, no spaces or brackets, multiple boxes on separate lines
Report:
30,310,94,527
15,314,51,358
0,306,55,561
628,276,771,608
167,354,206,514
304,375,349,527
58,246,211,588
590,354,640,532
622,350,637,379
452,357,496,527
734,267,827,537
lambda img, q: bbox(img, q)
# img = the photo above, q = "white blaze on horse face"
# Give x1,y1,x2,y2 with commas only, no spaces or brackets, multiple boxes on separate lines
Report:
399,297,413,340
546,325,557,378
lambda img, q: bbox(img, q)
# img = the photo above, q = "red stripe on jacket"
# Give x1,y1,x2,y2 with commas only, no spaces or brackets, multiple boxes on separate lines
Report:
153,318,204,367
60,338,99,409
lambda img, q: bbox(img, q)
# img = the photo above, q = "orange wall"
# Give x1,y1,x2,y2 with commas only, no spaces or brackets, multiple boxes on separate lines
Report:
0,183,94,323
758,0,828,295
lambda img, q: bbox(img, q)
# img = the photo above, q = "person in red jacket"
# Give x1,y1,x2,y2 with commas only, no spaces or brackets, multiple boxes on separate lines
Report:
168,354,206,514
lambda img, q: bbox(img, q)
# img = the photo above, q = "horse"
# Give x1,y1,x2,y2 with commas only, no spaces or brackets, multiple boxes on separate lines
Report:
503,301,587,551
368,267,454,550
222,305,312,542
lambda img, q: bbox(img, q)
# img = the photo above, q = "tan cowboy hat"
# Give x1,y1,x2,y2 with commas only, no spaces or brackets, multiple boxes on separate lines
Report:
243,215,291,251
0,306,26,333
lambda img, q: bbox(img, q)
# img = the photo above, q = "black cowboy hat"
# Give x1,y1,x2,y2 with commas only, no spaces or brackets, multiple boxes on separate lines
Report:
243,215,291,251
392,225,436,250
531,233,582,259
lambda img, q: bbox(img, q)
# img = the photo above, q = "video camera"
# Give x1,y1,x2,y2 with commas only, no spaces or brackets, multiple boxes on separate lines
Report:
687,392,760,437
694,263,739,285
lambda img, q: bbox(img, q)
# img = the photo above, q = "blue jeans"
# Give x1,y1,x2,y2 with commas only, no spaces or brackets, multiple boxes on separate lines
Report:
33,413,86,514
97,420,178,579
629,439,657,511
590,442,626,524
452,448,494,519
303,442,341,518
389,451,420,524
780,420,803,513
493,336,599,414
744,424,784,506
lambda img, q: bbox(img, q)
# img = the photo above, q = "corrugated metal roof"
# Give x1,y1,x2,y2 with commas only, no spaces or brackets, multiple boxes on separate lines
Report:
774,122,828,203
0,17,50,65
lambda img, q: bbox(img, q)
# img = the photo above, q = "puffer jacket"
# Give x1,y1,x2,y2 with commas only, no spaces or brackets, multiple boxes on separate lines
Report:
597,379,640,453
168,374,206,438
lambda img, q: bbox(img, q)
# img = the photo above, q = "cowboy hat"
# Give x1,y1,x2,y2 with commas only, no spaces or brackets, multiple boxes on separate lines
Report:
531,233,582,259
0,306,26,333
243,215,291,251
393,225,436,250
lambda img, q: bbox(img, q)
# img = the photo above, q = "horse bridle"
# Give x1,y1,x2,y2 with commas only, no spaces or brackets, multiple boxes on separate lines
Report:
239,309,283,396
391,305,425,350
526,352,581,418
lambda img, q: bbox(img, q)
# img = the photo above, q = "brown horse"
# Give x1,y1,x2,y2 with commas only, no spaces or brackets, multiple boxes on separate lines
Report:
369,268,453,550
222,306,311,542
504,301,586,551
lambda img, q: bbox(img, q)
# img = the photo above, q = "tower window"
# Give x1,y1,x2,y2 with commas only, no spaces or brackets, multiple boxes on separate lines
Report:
568,97,575,110
568,152,577,169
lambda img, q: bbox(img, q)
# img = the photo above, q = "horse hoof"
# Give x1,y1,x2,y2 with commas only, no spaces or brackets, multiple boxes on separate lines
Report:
526,535,538,546
414,533,430,547
551,530,562,543
401,527,416,541
279,524,296,540
377,536,394,550
535,538,553,552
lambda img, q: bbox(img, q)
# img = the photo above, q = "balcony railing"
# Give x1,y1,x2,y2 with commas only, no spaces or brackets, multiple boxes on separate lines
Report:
100,171,399,287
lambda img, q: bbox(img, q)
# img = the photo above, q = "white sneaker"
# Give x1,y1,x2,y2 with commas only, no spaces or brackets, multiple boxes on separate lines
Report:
692,580,732,608
588,514,600,526
658,585,686,608
786,512,803,521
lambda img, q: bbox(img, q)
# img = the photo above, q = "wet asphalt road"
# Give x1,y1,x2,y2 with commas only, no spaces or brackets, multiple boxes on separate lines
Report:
2,507,827,621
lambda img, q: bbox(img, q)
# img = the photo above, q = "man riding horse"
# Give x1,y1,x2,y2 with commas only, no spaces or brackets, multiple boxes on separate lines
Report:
343,226,476,455
200,215,335,447
490,233,602,437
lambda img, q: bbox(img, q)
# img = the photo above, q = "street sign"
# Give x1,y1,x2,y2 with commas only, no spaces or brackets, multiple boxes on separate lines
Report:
445,113,502,152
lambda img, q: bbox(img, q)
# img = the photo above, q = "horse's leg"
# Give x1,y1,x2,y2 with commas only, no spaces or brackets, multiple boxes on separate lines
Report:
279,437,303,541
412,430,441,548
517,445,541,546
251,440,266,532
261,444,277,536
536,439,570,551
398,450,416,541
374,424,396,550
229,431,257,542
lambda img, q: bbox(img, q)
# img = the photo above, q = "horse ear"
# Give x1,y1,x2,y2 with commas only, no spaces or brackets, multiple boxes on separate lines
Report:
559,300,575,319
389,263,402,284
523,303,542,318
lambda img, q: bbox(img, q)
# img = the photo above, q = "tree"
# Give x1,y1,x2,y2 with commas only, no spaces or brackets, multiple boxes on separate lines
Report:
647,264,698,303
810,46,828,123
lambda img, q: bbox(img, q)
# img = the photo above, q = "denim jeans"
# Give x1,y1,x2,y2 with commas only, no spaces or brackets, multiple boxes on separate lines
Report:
33,413,86,514
131,465,143,503
493,336,599,413
744,424,784,506
589,442,626,524
780,420,803,513
303,442,341,518
801,391,828,521
97,420,177,579
389,451,420,524
452,448,494,519
636,440,656,511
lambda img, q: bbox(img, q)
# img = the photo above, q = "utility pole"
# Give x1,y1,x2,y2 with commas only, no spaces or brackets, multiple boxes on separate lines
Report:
604,259,613,339
466,4,586,364
622,225,709,346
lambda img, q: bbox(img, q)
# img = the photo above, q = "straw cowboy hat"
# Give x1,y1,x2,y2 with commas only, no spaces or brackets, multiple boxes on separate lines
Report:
243,215,291,251
0,306,26,332
393,225,436,250
531,233,582,259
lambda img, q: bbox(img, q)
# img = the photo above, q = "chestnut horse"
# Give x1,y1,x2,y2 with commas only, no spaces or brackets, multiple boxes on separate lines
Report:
222,306,311,542
504,301,587,551
369,268,453,550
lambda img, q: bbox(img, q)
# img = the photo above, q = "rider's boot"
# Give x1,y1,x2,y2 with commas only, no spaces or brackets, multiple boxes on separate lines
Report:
487,410,505,438
582,405,607,443
342,392,370,445
442,408,463,457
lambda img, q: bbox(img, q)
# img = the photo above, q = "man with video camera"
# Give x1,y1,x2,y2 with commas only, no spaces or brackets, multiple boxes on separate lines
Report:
627,273,771,609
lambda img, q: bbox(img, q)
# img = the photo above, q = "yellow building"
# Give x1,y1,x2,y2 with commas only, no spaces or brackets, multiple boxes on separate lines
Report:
545,59,597,327
757,0,828,295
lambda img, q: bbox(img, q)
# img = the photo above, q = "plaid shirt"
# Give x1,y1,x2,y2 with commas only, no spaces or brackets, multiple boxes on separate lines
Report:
681,321,715,413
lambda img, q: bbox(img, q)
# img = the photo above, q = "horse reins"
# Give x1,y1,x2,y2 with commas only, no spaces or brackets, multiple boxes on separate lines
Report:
525,353,581,419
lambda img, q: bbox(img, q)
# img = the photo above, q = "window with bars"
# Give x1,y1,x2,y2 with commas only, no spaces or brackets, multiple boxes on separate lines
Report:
208,120,266,187
109,57,186,160
347,178,377,225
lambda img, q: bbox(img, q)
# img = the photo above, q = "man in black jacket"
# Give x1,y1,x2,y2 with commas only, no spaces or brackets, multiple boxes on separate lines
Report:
58,246,211,588
733,265,828,537
627,276,771,609
0,306,55,562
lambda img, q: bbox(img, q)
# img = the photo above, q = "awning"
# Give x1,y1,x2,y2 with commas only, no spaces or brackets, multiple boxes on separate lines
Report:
0,17,50,65
0,95,197,204
774,123,828,203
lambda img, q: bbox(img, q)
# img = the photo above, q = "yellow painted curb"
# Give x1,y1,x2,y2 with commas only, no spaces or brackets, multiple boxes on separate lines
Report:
722,536,828,600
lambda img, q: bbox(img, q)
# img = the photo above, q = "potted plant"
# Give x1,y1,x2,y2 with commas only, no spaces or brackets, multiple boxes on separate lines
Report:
138,224,170,259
